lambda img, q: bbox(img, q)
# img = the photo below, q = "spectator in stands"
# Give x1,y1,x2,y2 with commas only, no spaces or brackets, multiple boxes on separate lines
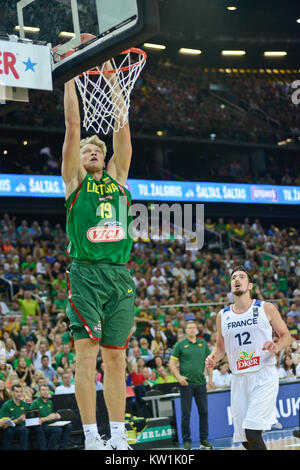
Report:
142,367,157,388
0,296,9,315
133,299,155,342
0,379,10,400
3,264,22,296
151,355,168,378
33,337,52,370
278,354,297,381
13,289,41,324
13,346,32,369
54,371,75,395
0,360,12,383
287,303,300,323
165,321,178,349
51,290,68,321
0,383,30,450
39,355,59,391
15,357,34,387
150,331,167,359
138,338,154,364
30,383,72,449
129,362,145,386
155,366,177,384
211,361,232,389
55,343,75,369
286,316,299,340
4,338,18,365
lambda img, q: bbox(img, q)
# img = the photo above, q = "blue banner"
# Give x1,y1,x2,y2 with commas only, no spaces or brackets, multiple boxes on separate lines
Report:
0,173,299,204
174,381,300,442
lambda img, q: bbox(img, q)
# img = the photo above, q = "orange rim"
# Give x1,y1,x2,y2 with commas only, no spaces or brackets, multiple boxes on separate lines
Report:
78,47,147,76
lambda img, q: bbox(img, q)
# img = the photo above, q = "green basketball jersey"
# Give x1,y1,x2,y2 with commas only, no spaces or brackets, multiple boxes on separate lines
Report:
65,170,133,264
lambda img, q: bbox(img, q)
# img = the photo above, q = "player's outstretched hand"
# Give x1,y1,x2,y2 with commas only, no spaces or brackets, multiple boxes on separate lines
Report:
205,354,217,369
262,341,279,354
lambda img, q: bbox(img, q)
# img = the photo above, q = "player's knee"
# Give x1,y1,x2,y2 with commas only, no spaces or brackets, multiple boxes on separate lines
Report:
75,339,99,370
102,348,125,369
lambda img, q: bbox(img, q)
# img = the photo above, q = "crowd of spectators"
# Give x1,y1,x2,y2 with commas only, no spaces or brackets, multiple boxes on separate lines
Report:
1,62,298,146
0,212,299,418
1,62,300,186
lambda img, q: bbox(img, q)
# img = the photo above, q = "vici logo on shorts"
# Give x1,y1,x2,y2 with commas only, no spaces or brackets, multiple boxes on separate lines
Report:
93,321,102,333
236,351,260,370
87,225,125,242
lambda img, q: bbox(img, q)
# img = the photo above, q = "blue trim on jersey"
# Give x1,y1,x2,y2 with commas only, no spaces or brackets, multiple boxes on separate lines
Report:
253,299,262,307
223,306,230,313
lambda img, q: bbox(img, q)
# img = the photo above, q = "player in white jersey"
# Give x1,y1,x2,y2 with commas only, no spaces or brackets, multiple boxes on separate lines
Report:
206,265,292,450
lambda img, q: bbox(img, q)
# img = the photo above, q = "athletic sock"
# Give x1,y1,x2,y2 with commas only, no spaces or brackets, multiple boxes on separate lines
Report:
83,423,99,440
110,421,126,439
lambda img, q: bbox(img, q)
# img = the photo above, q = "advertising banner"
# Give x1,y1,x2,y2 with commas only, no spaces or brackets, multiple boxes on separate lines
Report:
174,381,300,442
0,173,300,204
0,40,52,91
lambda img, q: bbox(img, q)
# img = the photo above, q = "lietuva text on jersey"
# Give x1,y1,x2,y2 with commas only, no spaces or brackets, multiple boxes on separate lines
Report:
86,180,119,195
221,299,276,374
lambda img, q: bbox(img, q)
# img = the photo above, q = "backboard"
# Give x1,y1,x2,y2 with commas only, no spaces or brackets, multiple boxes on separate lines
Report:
14,0,160,86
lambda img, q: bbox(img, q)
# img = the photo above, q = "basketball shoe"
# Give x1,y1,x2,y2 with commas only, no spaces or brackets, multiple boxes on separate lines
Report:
85,434,112,450
109,435,133,450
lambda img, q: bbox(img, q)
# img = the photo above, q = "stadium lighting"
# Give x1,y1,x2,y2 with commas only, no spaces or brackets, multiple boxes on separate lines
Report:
297,19,300,23
15,26,40,33
179,48,202,55
143,43,166,50
222,50,246,56
227,6,237,10
264,51,287,57
59,31,75,38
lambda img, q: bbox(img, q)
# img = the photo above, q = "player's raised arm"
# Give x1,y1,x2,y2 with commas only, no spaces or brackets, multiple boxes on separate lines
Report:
105,61,132,187
61,79,84,186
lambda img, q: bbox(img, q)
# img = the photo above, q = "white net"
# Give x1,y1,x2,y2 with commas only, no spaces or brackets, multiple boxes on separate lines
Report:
74,48,147,135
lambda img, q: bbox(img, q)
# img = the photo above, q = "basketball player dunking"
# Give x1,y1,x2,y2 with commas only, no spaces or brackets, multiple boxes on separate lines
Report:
62,62,135,450
206,265,292,450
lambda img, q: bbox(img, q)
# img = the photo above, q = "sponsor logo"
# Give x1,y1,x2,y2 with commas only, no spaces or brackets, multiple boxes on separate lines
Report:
236,351,260,370
127,289,133,294
251,186,278,203
93,321,102,333
87,225,125,242
253,306,259,317
98,195,114,202
0,51,19,79
138,425,172,442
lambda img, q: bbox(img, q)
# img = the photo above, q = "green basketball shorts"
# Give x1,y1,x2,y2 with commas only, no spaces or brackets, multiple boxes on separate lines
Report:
65,259,136,348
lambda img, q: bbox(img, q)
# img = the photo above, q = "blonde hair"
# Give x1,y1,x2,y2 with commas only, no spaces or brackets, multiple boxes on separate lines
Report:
80,135,107,158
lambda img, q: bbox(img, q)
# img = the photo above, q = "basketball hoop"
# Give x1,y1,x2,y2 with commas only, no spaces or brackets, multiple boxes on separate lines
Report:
74,46,147,135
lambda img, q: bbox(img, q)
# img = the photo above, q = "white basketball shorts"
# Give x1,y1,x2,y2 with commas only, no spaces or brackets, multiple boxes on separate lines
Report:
230,365,279,443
